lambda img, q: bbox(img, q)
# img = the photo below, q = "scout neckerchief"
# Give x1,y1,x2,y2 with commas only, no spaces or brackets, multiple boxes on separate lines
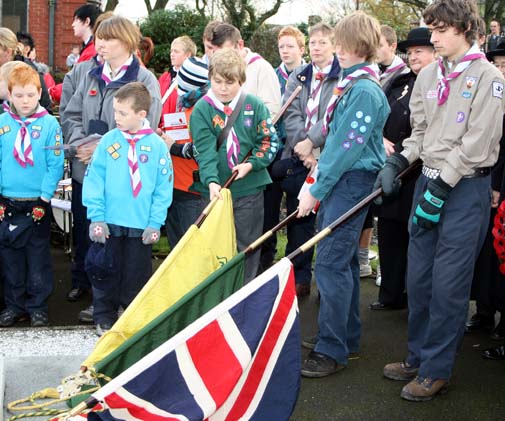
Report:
3,102,48,168
119,119,154,198
305,62,332,131
437,44,485,105
321,63,380,136
278,62,290,83
203,89,243,169
245,48,263,66
380,55,407,80
101,56,133,85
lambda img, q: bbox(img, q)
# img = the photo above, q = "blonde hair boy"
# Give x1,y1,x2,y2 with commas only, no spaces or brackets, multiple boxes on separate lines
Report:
208,48,246,84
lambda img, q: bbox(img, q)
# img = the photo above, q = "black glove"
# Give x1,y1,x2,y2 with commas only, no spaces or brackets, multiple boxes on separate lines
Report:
32,198,50,224
374,153,409,205
413,177,452,230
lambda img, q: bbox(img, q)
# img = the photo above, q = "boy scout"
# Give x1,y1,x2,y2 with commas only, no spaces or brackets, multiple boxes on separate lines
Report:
376,0,505,401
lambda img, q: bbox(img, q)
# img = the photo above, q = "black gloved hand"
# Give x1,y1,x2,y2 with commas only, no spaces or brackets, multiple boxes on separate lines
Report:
413,177,452,230
374,152,409,205
32,198,50,224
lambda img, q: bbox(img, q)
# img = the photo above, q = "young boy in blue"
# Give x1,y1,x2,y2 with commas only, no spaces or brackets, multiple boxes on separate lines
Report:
83,82,173,336
297,11,390,377
0,64,64,327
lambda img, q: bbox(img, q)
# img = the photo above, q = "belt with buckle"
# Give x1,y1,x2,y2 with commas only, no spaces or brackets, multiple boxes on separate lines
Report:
422,166,491,180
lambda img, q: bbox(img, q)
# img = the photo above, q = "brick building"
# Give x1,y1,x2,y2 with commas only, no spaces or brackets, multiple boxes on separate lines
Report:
1,0,98,72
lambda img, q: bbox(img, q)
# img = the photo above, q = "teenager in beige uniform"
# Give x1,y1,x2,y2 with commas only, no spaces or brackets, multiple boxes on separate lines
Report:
375,0,505,402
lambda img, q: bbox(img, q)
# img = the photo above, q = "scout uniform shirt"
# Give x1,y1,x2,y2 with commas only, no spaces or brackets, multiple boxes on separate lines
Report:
83,129,173,230
190,93,278,199
0,110,63,200
401,56,505,187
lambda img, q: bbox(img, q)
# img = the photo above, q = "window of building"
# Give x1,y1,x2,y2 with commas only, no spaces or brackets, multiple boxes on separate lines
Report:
1,0,28,33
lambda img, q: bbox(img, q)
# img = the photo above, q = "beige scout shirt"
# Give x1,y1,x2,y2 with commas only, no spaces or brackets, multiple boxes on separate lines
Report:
242,48,282,121
401,57,505,187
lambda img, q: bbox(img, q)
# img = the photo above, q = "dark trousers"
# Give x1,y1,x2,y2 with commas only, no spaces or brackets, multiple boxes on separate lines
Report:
377,217,408,307
285,189,315,286
259,179,283,271
406,175,490,380
71,180,91,290
166,189,204,249
91,226,152,325
2,213,53,315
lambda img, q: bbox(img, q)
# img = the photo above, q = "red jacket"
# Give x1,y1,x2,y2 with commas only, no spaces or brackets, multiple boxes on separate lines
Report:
77,39,96,64
158,71,178,129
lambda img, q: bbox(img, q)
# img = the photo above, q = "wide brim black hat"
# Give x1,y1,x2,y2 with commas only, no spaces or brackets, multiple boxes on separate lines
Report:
486,39,505,61
397,27,434,53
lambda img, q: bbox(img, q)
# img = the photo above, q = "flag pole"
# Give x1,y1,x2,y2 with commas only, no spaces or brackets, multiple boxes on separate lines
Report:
286,160,422,260
194,85,302,228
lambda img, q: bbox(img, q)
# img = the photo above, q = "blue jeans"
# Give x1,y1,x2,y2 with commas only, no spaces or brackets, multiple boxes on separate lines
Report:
91,225,152,325
1,204,53,316
406,175,490,380
314,170,376,365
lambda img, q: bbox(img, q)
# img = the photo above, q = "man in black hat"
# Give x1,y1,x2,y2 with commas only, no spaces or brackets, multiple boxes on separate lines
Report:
371,27,436,311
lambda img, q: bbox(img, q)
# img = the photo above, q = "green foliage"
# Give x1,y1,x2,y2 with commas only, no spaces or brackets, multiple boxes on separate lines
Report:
140,6,209,74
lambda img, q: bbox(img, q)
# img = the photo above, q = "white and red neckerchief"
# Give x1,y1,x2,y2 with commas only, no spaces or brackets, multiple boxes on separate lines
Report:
119,119,154,197
3,103,48,167
437,44,485,105
380,55,407,80
305,62,332,131
203,89,243,169
322,63,380,136
101,56,133,85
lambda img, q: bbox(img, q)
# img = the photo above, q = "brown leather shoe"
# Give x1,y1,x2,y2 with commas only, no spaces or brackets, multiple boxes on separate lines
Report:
295,283,310,298
383,361,419,381
400,376,449,402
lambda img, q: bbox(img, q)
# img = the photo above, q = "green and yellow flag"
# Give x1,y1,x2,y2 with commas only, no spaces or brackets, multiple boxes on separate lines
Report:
83,189,237,369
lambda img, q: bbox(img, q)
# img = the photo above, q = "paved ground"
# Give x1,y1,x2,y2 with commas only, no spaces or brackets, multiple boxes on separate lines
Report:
1,246,504,420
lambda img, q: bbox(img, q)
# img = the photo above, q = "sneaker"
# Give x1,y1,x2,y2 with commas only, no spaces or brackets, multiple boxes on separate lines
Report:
301,351,345,378
375,265,381,286
368,250,378,261
383,361,419,381
78,305,94,323
0,308,28,327
360,263,372,278
96,322,113,337
30,311,49,327
400,376,449,402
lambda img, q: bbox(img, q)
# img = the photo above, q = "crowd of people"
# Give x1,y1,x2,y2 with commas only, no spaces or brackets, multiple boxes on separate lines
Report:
0,0,504,404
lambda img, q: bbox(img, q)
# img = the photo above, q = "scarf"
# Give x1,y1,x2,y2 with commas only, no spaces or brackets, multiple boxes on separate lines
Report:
278,62,290,83
4,103,48,168
305,62,332,131
102,56,133,85
380,55,407,80
119,119,154,197
437,44,485,105
322,63,380,136
203,89,243,169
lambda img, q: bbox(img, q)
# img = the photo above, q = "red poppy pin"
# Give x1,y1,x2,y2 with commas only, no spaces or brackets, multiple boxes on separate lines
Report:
32,206,45,222
89,89,97,96
223,106,233,116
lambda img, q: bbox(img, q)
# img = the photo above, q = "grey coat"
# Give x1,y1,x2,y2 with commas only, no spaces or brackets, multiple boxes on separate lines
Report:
282,58,341,159
60,57,161,183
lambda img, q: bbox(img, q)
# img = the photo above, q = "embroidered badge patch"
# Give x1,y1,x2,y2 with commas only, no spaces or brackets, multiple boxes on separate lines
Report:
342,141,352,150
139,154,148,163
31,130,40,139
0,128,4,135
456,111,465,123
140,145,151,152
244,117,253,128
212,115,225,128
3,126,10,133
465,76,477,88
426,90,437,99
462,91,472,99
492,81,504,99
160,158,167,165
107,142,121,159
356,135,365,144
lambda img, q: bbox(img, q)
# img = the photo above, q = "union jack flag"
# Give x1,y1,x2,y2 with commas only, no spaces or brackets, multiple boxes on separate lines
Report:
84,258,300,421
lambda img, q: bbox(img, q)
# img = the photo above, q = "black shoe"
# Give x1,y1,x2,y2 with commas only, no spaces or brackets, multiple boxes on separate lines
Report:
30,311,49,327
465,313,495,333
302,335,317,350
490,321,505,341
67,287,88,302
482,345,505,360
301,351,345,378
0,309,28,327
369,301,407,310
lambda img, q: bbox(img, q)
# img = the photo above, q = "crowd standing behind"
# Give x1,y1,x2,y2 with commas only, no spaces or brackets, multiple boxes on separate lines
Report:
0,0,504,405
